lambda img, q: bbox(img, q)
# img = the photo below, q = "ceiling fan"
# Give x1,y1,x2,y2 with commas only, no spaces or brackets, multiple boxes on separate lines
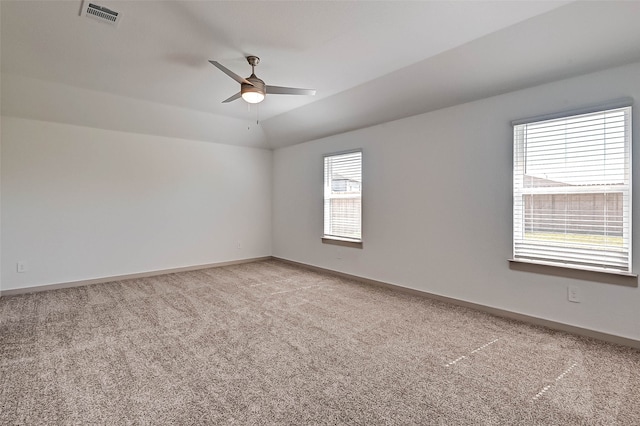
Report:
209,56,316,104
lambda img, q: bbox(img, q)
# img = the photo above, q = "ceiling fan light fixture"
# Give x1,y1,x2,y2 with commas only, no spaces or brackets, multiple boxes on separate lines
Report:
241,87,265,104
241,75,265,104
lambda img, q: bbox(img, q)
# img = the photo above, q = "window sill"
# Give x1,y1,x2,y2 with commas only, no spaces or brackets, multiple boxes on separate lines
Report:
508,259,637,286
322,237,363,249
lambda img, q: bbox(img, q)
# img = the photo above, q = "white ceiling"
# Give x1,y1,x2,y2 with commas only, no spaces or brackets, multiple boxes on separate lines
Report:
2,1,640,149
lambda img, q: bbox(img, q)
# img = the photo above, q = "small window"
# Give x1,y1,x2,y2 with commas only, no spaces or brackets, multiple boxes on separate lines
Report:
513,102,632,274
323,150,362,247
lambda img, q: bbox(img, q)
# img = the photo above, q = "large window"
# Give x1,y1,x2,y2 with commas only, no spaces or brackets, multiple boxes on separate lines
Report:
323,150,362,246
513,101,632,274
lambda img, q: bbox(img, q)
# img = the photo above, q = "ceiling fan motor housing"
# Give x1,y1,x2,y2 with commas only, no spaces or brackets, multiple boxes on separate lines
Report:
242,74,266,101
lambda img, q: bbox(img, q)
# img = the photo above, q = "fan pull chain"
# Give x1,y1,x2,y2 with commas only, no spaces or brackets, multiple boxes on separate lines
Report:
246,104,260,129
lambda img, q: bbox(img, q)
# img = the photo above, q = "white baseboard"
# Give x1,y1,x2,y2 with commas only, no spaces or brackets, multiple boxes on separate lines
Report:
0,256,272,297
273,257,640,350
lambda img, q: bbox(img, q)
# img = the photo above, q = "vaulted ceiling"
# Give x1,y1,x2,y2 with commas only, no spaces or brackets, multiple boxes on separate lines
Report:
2,1,640,149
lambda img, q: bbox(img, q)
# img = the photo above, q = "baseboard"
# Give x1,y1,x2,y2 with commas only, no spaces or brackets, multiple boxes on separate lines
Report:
0,256,273,297
273,257,640,350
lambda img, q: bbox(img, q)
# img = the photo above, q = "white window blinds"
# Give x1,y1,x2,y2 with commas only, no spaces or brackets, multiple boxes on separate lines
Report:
324,150,362,242
513,103,632,274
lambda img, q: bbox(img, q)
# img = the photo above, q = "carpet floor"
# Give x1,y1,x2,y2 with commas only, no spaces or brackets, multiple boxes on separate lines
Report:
1,259,639,425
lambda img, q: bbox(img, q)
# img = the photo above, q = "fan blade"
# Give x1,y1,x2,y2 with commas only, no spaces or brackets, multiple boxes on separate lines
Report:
209,60,253,86
266,85,316,96
222,92,242,103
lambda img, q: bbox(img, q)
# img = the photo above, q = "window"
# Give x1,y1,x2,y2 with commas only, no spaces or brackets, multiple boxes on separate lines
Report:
513,101,632,274
323,150,362,246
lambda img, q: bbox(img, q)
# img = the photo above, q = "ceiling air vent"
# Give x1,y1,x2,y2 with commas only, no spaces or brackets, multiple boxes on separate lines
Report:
80,1,121,26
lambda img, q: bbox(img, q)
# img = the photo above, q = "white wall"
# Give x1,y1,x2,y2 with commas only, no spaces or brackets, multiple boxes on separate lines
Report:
273,61,640,341
1,117,272,291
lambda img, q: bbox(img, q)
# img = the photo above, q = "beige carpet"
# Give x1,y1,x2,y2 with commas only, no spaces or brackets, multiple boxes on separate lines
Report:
1,259,639,425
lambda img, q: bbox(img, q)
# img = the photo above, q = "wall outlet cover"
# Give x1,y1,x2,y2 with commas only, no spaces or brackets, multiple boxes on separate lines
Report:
16,261,28,273
567,285,581,303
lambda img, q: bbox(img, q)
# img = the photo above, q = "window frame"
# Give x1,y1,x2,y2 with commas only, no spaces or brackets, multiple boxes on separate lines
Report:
511,99,634,276
322,149,363,248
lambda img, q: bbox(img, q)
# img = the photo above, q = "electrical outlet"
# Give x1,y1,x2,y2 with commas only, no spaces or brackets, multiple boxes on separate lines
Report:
16,261,28,273
567,285,581,303
237,240,242,249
